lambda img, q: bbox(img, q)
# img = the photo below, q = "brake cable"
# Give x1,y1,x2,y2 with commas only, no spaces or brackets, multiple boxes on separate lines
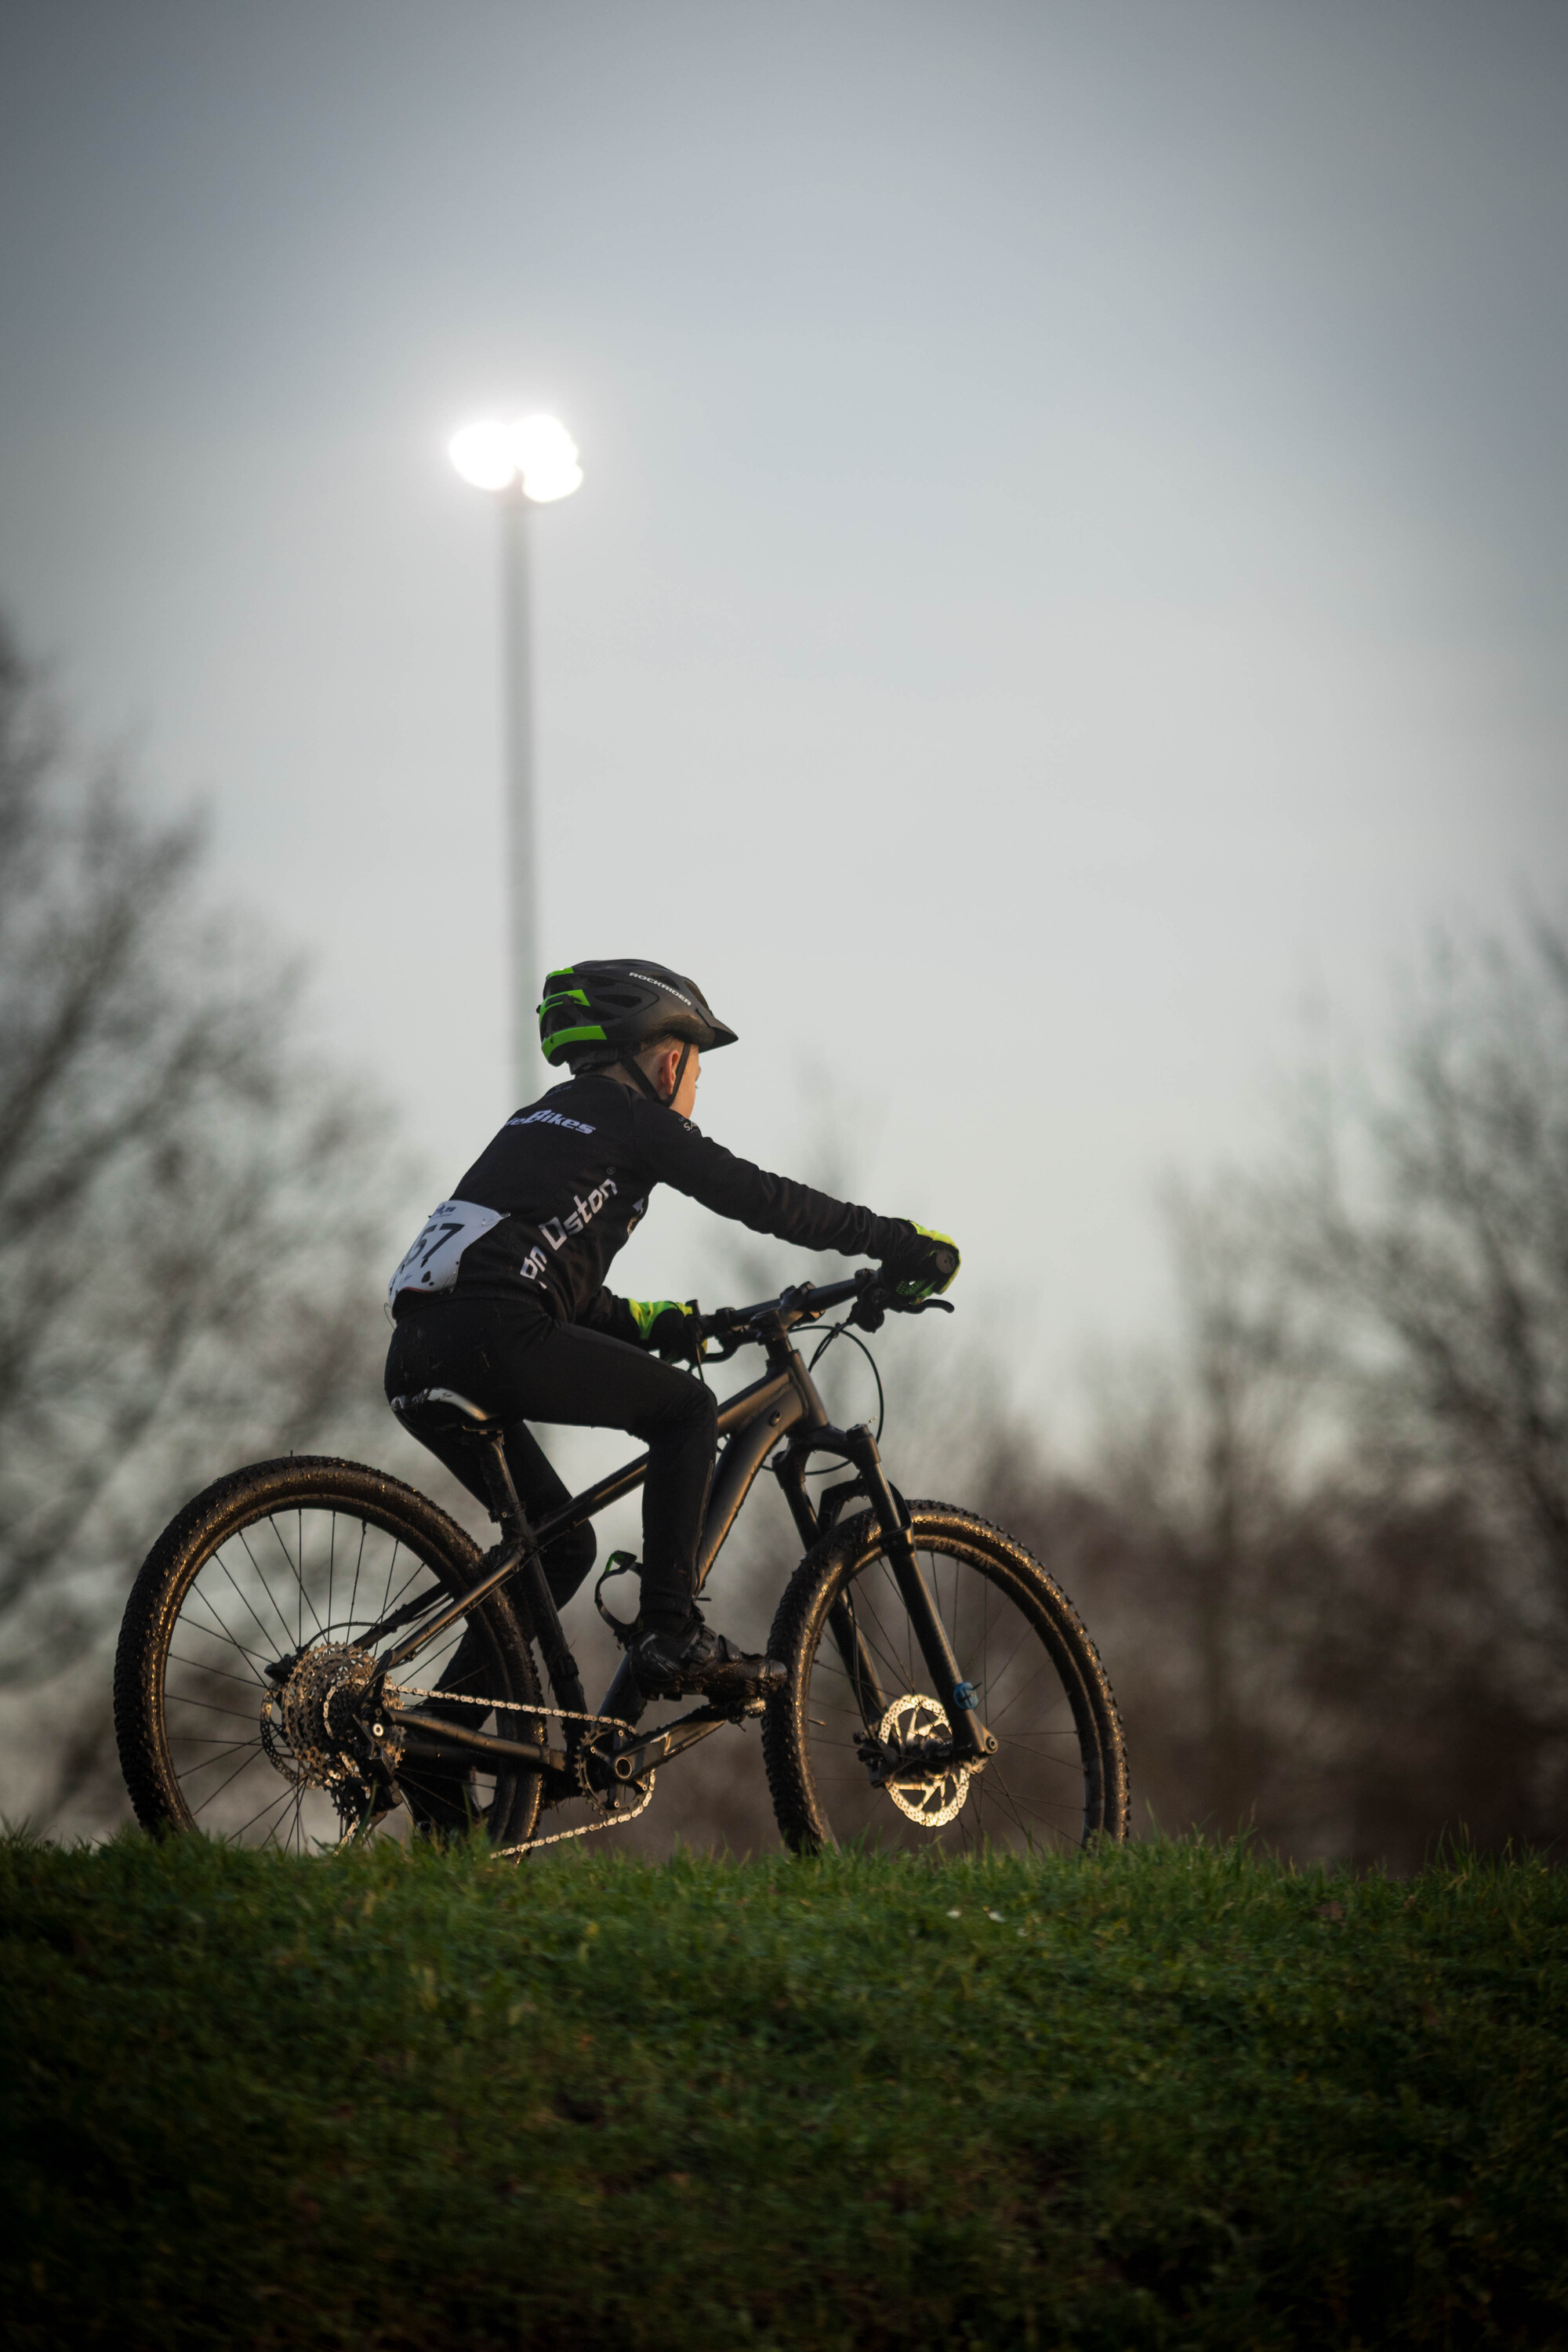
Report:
804,1316,886,1462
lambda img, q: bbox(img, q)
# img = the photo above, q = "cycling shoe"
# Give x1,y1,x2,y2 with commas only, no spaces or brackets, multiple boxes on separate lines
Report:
632,1617,786,1702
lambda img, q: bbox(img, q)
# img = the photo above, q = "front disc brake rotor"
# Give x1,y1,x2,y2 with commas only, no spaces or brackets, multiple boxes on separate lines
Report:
876,1692,974,1828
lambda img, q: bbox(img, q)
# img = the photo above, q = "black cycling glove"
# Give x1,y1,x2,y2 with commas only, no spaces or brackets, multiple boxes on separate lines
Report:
630,1298,705,1363
879,1222,961,1301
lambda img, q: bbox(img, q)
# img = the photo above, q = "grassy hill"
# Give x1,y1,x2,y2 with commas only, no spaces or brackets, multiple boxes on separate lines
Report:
4,1831,1564,2350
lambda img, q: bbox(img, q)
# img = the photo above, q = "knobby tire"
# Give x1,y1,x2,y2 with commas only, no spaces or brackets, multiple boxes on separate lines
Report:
114,1456,543,1853
763,1502,1128,1856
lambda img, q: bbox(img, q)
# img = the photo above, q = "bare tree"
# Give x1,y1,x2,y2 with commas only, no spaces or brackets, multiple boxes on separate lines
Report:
0,619,416,1826
1269,927,1568,1656
998,1181,1330,1842
1024,926,1568,1864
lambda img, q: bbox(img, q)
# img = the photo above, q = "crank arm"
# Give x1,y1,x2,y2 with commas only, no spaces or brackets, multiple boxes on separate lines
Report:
608,1700,761,1784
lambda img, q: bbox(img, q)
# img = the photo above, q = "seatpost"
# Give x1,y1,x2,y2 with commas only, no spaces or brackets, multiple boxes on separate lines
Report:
475,1432,528,1536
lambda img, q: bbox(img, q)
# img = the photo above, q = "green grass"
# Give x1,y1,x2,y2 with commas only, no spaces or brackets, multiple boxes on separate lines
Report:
2,1833,1564,2350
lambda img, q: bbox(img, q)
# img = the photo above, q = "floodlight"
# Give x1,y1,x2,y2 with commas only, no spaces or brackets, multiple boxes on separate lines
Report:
510,413,583,503
450,420,517,492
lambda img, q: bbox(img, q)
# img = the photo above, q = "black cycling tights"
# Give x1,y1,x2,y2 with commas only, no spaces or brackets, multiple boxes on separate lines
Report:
383,1298,717,1635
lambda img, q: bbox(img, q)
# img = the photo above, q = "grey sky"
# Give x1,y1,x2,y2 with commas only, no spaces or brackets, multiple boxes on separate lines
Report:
2,0,1565,1418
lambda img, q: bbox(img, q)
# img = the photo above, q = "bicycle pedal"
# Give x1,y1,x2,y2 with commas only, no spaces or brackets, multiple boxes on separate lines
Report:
595,1552,644,1649
707,1692,767,1722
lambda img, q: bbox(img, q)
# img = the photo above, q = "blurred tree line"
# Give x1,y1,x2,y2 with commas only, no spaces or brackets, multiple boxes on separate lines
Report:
977,922,1568,1869
0,619,417,1828
3,612,1563,1867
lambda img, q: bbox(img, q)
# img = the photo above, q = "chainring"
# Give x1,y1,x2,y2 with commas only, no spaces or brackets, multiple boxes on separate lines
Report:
573,1722,656,1817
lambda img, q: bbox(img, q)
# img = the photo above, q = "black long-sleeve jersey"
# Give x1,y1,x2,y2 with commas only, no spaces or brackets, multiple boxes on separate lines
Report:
388,1073,912,1344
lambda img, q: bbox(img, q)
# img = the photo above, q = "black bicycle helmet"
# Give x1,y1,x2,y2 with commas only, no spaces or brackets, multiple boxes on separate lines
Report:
538,960,739,1070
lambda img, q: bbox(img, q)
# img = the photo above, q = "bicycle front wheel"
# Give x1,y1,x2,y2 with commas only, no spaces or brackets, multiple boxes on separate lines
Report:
763,1503,1128,1856
114,1456,543,1853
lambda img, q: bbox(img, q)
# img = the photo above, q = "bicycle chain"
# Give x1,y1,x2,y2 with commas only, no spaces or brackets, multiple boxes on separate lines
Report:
362,1681,657,1862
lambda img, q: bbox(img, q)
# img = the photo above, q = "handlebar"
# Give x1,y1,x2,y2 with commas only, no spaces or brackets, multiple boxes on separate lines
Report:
694,1267,953,1362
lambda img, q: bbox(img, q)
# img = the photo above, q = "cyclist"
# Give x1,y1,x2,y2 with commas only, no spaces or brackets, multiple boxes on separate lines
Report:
384,958,958,1701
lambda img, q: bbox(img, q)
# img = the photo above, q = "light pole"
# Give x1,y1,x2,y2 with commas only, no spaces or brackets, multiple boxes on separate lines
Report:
450,414,583,1108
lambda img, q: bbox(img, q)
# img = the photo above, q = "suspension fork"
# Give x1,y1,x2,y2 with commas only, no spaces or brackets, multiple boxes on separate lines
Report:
841,1425,996,1766
773,1440,888,1732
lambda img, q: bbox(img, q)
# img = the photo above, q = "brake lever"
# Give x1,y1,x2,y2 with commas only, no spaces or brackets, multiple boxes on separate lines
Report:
851,1288,954,1331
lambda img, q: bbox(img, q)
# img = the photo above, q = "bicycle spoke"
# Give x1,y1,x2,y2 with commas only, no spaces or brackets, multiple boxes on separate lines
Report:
201,1552,289,1666
263,1515,328,1646
232,1526,304,1653
227,1782,304,1844
166,1691,261,1726
168,1650,266,1692
378,1539,404,1623
183,1744,270,1813
347,1515,369,1628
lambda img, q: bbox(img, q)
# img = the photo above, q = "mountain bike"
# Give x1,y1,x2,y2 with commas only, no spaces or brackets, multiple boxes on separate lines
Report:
114,1272,1128,1859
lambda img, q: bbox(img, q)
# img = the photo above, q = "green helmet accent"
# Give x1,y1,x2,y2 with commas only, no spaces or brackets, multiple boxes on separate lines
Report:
538,960,738,1070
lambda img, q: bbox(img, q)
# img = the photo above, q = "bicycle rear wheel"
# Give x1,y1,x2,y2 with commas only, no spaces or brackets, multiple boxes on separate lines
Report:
114,1456,543,1853
764,1502,1127,1856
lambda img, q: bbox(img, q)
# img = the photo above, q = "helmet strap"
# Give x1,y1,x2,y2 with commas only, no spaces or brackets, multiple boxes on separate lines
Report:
619,1040,691,1108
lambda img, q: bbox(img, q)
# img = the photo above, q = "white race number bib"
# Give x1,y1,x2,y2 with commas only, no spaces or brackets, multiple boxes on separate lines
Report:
387,1199,505,1308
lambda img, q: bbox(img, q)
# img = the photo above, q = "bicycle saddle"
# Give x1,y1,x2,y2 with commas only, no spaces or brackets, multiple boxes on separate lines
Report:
390,1387,503,1441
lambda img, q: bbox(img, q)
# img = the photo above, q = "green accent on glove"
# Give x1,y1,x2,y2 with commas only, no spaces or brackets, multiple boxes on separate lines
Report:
630,1299,702,1361
629,1298,684,1341
892,1223,961,1300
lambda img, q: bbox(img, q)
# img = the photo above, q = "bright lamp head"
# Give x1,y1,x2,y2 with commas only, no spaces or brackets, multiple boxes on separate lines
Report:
449,421,517,491
511,414,583,503
449,413,583,501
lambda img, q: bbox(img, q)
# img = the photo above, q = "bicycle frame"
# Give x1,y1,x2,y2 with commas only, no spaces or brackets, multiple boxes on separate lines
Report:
379,1282,996,1781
